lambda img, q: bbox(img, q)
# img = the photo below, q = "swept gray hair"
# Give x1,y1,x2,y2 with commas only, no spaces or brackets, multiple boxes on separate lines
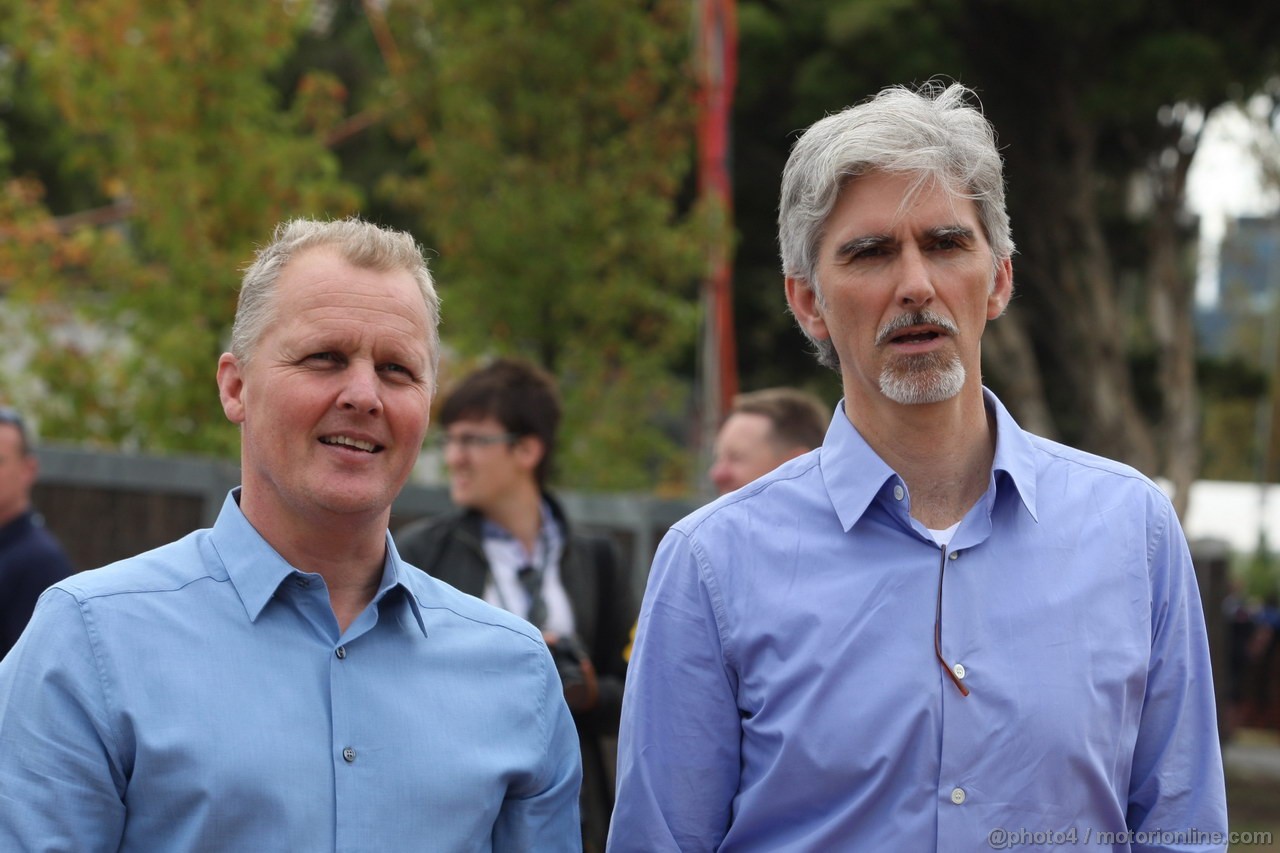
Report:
231,218,442,383
778,81,1013,369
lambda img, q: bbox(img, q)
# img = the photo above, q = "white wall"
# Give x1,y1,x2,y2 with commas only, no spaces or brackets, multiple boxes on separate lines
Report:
1180,479,1280,553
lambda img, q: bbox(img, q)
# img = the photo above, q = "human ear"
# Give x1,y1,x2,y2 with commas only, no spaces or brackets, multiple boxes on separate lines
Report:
216,353,247,425
785,276,830,342
987,258,1014,320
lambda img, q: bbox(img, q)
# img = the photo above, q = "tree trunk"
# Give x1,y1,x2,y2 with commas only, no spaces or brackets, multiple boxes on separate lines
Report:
1000,82,1160,476
982,304,1057,440
1145,137,1201,518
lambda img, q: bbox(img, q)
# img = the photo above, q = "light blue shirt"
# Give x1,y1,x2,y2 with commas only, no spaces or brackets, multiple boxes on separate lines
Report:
609,390,1226,852
0,490,582,852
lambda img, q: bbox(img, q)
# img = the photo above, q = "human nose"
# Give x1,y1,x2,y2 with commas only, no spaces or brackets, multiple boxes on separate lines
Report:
336,362,383,415
442,437,466,468
895,245,936,307
709,459,732,493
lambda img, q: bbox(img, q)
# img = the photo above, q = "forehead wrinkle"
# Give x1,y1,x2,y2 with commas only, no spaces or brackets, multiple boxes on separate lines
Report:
288,288,430,339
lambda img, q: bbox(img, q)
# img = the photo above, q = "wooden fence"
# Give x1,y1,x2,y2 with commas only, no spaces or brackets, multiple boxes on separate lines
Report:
30,445,1276,736
31,444,694,604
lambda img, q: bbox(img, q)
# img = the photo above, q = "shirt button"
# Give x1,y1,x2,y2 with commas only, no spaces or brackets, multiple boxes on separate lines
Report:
951,787,966,805
948,551,959,560
953,663,966,680
335,646,346,660
342,747,356,763
893,485,905,501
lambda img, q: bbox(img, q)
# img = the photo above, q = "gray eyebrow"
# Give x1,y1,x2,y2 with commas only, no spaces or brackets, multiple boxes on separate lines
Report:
833,234,892,259
930,225,976,241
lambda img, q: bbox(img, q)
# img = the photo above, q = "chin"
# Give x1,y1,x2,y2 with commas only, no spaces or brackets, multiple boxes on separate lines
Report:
307,477,398,517
879,358,966,405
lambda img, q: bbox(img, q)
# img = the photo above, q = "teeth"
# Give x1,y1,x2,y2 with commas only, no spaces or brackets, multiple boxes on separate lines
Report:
322,435,377,452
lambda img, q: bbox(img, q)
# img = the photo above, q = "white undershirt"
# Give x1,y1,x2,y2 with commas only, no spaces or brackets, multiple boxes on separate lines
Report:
928,520,962,548
479,508,575,637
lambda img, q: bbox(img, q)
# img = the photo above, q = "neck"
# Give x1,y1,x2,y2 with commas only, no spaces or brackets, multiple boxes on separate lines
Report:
846,383,995,530
0,502,30,528
478,481,545,553
238,495,390,633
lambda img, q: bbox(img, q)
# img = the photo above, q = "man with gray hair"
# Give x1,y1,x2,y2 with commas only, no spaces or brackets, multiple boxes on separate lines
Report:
610,83,1226,850
0,218,582,850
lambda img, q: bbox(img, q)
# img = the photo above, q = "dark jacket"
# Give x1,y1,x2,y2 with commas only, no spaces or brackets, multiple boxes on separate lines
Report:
394,495,635,850
0,510,75,659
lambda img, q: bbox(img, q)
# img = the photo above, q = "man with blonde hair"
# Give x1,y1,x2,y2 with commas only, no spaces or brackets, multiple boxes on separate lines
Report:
0,218,582,851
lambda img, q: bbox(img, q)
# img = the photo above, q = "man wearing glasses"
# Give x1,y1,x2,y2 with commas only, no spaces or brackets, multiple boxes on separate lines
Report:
0,407,74,660
397,358,635,853
610,83,1227,850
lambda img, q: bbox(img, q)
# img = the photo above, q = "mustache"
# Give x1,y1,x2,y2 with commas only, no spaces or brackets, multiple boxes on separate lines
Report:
875,310,959,347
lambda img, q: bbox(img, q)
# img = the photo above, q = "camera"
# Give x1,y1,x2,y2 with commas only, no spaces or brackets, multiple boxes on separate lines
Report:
546,633,593,708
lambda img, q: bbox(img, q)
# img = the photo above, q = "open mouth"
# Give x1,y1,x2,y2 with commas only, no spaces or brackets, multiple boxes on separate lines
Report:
877,311,959,348
890,329,943,345
319,435,383,454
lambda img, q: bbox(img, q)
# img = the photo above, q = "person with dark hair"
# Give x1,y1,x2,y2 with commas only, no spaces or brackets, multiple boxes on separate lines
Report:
709,387,829,494
0,220,581,850
610,82,1226,850
0,407,74,659
397,358,635,853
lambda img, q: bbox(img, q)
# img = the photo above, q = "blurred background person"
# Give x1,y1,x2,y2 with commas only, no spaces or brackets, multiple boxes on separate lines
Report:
0,407,74,660
396,358,635,853
709,387,829,495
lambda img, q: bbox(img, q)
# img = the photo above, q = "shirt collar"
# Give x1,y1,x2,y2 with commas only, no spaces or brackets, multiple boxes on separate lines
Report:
382,535,429,637
820,387,1039,531
480,498,564,554
820,402,899,532
984,387,1039,522
210,488,428,637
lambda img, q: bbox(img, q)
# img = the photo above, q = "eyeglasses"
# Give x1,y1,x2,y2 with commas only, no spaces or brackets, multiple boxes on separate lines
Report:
437,432,521,451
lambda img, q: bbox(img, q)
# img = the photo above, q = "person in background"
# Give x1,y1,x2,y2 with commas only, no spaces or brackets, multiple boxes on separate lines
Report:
0,407,75,660
396,358,635,853
609,82,1226,850
708,387,828,495
0,219,581,851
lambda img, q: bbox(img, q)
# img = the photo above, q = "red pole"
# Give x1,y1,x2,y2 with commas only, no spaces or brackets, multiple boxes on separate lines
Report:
696,0,739,418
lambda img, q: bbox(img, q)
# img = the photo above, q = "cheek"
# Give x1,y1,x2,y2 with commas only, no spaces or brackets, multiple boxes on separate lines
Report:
389,391,432,438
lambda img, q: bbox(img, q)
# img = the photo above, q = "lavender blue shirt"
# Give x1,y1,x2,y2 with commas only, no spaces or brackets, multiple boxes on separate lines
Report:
609,390,1226,852
0,490,581,852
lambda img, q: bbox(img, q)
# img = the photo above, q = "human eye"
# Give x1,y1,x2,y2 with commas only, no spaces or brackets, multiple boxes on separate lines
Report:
930,228,973,252
304,352,343,365
378,362,418,382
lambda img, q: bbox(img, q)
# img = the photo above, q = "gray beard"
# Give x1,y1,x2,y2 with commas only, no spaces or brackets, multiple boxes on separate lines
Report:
879,351,966,405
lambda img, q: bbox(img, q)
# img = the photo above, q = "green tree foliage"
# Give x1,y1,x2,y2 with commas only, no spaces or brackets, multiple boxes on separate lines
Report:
0,0,358,453
1,0,708,492
374,0,709,490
